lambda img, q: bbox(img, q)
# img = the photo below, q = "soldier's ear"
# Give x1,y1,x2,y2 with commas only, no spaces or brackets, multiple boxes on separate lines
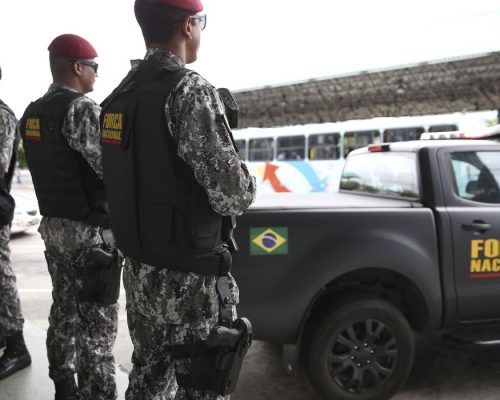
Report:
180,16,194,40
71,61,84,77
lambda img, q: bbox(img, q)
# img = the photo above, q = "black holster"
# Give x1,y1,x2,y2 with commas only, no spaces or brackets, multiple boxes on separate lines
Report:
207,317,253,395
78,230,123,305
173,317,253,395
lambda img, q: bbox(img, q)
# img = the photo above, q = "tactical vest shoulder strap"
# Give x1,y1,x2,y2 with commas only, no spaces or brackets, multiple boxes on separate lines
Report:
102,60,192,112
22,89,83,130
43,89,83,115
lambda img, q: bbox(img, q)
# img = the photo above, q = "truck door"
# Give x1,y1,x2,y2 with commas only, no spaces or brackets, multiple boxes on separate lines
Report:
442,148,500,321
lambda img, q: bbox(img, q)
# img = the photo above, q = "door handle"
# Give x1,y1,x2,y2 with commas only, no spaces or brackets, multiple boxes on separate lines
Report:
461,223,492,232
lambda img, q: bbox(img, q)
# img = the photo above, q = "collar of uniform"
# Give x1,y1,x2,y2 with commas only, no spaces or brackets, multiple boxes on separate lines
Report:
144,48,185,70
45,83,80,96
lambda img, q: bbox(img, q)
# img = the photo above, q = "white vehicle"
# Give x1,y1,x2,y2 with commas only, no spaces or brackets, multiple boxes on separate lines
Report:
482,124,500,142
10,192,40,234
234,113,487,195
420,123,500,142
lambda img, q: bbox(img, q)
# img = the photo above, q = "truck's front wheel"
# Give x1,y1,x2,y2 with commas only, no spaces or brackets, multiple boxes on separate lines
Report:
306,298,414,400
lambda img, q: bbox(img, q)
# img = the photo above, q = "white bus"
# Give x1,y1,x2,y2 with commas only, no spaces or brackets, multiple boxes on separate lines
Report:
233,113,487,195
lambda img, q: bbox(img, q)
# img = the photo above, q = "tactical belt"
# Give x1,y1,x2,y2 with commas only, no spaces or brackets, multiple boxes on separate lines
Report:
137,248,232,277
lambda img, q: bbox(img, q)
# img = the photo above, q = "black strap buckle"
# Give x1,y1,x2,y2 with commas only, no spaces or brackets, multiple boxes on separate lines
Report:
216,275,233,327
218,249,232,276
216,276,231,307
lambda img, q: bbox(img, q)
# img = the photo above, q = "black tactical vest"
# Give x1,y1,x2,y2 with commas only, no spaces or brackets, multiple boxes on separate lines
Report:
100,61,229,271
20,89,109,226
0,99,19,226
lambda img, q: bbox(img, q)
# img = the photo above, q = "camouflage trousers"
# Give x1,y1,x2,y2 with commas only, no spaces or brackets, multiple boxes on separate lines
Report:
123,259,239,400
44,243,119,400
0,224,24,338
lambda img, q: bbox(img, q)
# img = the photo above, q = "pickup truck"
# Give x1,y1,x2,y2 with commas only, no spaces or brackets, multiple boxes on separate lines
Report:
231,139,500,400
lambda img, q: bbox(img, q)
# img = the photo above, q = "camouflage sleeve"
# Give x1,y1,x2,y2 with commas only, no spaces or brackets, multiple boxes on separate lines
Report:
0,109,17,177
62,96,103,178
170,72,256,216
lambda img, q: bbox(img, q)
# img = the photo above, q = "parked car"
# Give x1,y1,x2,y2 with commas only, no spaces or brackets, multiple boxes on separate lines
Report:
10,192,40,234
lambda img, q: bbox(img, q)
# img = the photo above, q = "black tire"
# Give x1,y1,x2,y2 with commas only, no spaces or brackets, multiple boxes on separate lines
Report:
306,297,415,400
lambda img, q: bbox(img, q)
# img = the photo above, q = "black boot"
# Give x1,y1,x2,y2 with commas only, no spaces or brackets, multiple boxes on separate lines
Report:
0,332,31,380
54,376,79,400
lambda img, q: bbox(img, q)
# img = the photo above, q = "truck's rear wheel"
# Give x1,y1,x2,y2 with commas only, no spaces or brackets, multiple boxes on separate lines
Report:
306,298,414,400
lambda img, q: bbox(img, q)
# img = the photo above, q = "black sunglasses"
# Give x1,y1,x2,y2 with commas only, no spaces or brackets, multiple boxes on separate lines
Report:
70,59,99,73
191,14,207,30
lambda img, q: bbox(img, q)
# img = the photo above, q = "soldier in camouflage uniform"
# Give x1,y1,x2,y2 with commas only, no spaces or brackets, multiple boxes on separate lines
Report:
101,0,256,399
20,35,118,400
0,66,32,380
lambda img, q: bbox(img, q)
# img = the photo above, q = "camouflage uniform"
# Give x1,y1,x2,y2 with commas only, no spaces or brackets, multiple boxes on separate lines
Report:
38,85,118,400
0,101,23,339
123,49,256,400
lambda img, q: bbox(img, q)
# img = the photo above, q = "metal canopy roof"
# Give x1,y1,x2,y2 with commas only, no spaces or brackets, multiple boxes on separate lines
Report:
233,52,500,128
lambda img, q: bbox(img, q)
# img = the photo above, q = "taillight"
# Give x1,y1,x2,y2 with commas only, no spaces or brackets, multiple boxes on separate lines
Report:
368,144,391,152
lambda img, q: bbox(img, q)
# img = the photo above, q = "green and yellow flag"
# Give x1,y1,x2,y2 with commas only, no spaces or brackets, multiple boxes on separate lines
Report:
250,227,288,256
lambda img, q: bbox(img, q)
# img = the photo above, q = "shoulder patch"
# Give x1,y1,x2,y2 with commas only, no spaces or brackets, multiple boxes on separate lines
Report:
25,117,42,142
101,112,124,145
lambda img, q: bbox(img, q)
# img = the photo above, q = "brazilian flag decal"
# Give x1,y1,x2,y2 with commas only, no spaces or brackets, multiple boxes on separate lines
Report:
250,227,288,255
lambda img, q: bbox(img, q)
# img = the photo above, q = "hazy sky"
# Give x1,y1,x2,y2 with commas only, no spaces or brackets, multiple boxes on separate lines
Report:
1,0,500,116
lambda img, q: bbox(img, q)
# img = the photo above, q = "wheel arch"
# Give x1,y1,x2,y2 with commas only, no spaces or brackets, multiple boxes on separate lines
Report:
294,267,429,368
312,268,429,330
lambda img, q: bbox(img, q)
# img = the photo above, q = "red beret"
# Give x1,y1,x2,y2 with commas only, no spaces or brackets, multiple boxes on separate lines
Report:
147,0,203,13
48,34,97,59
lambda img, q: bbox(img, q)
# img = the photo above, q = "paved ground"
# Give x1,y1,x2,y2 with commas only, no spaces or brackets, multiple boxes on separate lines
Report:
3,174,500,399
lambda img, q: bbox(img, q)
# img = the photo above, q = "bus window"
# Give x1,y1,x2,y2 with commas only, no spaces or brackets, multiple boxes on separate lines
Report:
308,133,340,160
428,124,458,132
276,135,305,161
234,139,246,160
383,127,424,142
249,137,274,161
343,130,380,157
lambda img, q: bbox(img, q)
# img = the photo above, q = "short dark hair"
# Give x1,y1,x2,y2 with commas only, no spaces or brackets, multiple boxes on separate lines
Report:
134,0,194,45
49,54,62,77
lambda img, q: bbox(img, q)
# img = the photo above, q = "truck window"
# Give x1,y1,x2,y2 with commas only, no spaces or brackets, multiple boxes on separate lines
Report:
340,152,419,198
308,133,340,160
249,137,274,161
234,139,246,160
276,135,305,161
451,151,500,204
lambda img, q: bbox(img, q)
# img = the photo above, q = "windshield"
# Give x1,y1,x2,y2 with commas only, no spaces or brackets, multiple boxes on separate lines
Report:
340,152,419,198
